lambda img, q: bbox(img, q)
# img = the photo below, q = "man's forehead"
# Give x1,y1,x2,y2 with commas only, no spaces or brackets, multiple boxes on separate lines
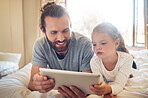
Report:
45,15,70,29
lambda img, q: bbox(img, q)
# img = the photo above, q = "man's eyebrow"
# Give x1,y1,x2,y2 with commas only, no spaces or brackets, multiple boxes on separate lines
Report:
62,28,69,31
51,30,58,32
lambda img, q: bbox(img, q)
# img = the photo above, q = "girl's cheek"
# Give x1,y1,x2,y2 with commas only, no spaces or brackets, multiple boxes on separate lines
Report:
93,48,97,54
93,47,95,52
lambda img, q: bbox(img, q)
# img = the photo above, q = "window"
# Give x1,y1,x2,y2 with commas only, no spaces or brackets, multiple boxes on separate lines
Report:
67,0,146,48
134,0,145,47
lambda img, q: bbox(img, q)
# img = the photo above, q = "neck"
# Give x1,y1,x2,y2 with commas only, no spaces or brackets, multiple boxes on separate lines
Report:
102,52,118,71
56,45,69,59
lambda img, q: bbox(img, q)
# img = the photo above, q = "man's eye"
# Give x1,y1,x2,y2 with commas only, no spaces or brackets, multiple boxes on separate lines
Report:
92,44,96,46
62,29,69,33
51,31,58,34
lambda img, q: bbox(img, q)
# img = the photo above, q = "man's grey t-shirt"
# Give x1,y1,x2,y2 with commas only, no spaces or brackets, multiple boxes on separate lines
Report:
32,32,94,72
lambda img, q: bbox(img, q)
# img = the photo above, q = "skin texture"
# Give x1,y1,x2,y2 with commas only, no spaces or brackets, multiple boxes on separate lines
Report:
91,32,119,71
28,15,92,97
44,15,71,53
90,31,119,97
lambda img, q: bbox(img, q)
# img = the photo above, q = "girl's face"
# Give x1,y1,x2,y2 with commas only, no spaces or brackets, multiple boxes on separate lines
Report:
91,31,119,60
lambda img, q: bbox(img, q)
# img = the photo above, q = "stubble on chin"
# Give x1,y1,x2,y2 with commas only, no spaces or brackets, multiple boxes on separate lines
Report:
48,39,70,52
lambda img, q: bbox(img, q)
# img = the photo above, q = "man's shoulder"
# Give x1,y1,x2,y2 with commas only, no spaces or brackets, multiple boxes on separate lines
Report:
36,36,46,44
35,36,47,46
34,36,48,49
72,32,91,43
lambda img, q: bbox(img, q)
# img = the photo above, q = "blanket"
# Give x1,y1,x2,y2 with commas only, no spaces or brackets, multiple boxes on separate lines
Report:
0,49,148,98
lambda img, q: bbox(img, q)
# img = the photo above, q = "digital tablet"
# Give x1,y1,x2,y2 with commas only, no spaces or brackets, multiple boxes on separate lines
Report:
39,68,100,94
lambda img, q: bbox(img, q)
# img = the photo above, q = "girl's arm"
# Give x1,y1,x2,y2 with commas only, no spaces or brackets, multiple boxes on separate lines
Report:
109,55,133,95
90,53,133,96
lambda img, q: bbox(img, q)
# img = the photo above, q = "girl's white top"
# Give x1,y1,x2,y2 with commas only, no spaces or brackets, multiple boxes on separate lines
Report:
90,51,133,95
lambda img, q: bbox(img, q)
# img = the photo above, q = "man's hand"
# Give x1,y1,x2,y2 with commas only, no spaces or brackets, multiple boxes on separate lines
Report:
32,72,55,93
57,86,88,98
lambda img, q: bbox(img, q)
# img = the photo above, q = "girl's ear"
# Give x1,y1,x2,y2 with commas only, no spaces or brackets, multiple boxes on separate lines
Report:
115,38,120,49
40,27,45,34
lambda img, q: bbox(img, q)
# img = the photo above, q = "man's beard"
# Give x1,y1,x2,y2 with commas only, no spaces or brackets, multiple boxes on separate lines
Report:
48,39,70,52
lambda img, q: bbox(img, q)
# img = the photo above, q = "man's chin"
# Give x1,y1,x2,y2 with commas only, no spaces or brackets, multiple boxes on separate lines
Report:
54,47,67,52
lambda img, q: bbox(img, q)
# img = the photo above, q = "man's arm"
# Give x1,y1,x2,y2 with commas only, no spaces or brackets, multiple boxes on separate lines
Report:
28,65,55,93
28,65,42,91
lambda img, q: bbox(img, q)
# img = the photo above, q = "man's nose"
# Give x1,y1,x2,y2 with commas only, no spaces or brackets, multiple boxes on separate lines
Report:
57,32,65,42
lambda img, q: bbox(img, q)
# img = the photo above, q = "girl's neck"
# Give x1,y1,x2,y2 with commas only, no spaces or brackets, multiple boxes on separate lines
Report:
102,52,118,71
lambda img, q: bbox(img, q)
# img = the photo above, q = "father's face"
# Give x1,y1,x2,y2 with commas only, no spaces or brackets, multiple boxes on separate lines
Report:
44,15,71,52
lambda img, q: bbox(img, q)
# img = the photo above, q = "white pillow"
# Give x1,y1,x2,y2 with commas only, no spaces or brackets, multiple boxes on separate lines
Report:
0,52,21,64
0,52,21,77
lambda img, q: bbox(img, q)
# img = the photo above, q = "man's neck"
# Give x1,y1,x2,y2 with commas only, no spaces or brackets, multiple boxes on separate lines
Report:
56,50,68,59
56,42,70,59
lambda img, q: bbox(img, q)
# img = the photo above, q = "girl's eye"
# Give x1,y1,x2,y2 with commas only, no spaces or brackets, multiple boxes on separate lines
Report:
101,43,107,45
92,44,96,46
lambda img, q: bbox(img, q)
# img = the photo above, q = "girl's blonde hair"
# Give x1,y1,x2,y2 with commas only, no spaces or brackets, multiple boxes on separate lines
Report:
93,22,129,53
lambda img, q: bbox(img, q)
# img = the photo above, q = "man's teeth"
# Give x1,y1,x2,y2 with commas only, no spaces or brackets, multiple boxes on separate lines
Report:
57,42,64,45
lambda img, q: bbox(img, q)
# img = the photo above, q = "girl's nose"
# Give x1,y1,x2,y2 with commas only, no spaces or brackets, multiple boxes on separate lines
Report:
97,46,102,50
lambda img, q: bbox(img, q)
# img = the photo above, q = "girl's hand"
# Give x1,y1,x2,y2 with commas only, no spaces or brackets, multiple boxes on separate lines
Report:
89,81,111,96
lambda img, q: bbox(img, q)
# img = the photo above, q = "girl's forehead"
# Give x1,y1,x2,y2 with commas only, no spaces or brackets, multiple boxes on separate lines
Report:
92,32,113,42
92,31,110,37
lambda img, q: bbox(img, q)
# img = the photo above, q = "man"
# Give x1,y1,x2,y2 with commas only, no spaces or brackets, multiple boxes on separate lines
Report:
28,2,94,97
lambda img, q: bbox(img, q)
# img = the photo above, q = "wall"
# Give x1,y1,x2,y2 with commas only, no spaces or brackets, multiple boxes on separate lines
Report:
0,0,24,68
146,0,148,48
23,0,41,67
0,0,40,68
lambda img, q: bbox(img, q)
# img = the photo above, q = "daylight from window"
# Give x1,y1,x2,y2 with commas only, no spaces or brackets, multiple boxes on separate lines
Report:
67,0,145,47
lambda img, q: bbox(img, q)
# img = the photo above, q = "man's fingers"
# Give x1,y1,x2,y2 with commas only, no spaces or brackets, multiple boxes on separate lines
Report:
62,86,77,97
38,88,52,93
35,84,54,90
33,79,54,86
39,85,54,93
70,86,85,97
33,74,44,81
58,87,71,98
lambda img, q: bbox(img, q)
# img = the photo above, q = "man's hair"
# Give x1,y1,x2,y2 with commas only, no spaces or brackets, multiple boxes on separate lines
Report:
40,2,70,32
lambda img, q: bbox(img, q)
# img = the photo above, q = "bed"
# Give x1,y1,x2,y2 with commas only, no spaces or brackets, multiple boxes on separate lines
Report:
0,49,148,98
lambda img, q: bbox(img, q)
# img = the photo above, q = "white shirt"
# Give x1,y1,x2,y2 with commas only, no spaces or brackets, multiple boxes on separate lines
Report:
90,51,133,95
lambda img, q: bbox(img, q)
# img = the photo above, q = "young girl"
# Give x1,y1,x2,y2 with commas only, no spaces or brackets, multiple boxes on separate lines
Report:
89,22,133,97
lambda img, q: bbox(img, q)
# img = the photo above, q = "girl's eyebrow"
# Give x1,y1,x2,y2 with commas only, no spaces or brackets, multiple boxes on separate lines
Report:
92,40,106,43
100,40,106,42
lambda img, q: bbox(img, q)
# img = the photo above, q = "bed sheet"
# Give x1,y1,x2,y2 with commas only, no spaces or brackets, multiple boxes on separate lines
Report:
0,49,148,98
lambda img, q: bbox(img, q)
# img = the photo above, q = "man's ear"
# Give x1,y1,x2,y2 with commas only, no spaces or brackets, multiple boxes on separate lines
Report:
40,27,45,34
